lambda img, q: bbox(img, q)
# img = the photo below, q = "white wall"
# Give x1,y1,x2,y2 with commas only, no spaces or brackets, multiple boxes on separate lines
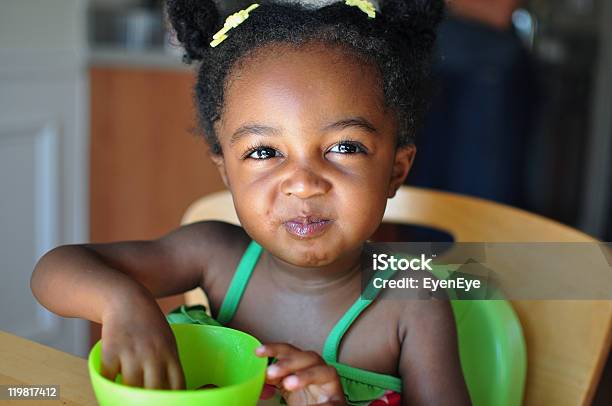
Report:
0,0,86,50
0,0,90,357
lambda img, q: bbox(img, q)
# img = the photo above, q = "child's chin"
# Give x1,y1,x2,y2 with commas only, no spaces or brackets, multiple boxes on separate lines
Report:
288,256,337,268
279,243,339,267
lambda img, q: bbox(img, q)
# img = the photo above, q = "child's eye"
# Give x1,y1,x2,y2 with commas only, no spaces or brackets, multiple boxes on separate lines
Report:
328,141,367,154
246,146,281,160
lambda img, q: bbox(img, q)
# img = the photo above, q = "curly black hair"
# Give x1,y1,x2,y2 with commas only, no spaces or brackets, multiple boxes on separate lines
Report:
166,0,444,155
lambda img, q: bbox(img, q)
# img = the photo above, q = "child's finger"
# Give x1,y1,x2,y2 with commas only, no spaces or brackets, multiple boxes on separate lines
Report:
119,355,144,387
266,351,322,379
167,360,186,390
255,343,306,359
143,359,166,389
282,365,342,392
100,353,120,382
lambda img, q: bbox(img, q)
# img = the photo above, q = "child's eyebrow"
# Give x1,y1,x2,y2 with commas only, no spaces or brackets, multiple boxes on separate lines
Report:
321,117,378,135
229,116,378,146
230,124,280,146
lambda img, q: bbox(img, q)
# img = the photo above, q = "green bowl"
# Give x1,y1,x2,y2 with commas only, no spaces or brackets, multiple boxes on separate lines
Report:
88,323,267,405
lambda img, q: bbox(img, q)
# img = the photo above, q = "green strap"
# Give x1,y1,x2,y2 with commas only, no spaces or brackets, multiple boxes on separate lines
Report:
322,298,371,362
322,268,401,390
333,362,403,394
216,240,264,325
322,268,396,363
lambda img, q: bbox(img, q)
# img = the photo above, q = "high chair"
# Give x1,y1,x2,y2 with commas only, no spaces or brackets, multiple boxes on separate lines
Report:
181,186,612,406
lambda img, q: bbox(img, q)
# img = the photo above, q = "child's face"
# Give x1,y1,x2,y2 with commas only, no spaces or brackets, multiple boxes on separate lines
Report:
212,43,415,268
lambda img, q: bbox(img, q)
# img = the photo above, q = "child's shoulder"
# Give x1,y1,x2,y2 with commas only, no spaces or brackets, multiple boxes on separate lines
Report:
377,270,456,336
177,220,251,266
368,271,457,353
179,219,249,245
177,220,251,306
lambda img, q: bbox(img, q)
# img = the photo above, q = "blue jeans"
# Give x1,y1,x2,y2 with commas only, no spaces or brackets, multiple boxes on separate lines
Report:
408,16,534,208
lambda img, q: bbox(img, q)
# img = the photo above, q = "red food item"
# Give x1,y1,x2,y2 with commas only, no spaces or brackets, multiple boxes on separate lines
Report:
386,391,401,405
368,390,401,405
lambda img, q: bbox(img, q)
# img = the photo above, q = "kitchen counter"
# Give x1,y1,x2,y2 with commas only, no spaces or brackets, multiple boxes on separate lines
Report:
88,46,191,70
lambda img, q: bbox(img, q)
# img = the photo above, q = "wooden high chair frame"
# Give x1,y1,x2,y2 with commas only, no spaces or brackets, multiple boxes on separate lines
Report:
181,186,612,406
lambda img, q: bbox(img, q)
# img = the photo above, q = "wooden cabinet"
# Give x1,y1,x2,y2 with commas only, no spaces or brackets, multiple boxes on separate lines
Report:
89,67,226,347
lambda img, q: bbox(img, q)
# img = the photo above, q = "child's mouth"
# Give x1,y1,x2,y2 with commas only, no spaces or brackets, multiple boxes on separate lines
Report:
283,216,332,239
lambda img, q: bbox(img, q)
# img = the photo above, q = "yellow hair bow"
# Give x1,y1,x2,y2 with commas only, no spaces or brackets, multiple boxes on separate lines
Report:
345,0,376,18
210,3,260,48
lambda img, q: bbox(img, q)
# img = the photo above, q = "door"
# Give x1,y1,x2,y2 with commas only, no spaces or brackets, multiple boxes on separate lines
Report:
0,0,89,357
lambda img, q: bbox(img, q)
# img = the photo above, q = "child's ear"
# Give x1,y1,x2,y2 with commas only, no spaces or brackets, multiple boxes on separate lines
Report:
387,144,416,198
209,152,230,188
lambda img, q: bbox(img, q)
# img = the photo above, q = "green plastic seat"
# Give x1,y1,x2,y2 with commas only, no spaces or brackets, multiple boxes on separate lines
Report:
451,300,526,406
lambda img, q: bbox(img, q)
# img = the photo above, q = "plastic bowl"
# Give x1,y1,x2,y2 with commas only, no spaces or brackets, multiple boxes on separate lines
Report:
88,323,267,406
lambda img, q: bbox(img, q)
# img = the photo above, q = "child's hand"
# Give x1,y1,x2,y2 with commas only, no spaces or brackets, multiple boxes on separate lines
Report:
255,343,346,406
100,301,186,390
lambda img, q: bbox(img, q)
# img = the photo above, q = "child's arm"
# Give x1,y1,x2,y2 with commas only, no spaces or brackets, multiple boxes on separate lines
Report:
398,299,472,406
30,221,230,390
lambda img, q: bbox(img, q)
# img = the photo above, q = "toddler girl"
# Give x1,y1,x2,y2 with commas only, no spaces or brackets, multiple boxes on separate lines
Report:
31,0,470,404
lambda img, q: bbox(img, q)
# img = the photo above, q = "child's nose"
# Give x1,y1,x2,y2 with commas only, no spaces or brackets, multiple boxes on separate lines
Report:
280,165,332,199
